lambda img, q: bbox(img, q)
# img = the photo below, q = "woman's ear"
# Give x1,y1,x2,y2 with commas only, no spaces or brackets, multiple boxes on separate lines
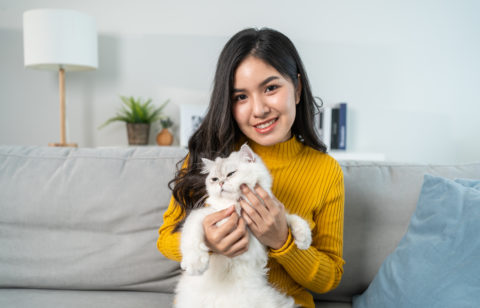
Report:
295,74,302,105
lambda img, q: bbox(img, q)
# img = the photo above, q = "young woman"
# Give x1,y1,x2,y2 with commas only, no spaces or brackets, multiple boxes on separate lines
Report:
157,28,344,308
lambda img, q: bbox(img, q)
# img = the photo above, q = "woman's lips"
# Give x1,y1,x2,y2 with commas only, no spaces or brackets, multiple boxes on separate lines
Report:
254,118,278,133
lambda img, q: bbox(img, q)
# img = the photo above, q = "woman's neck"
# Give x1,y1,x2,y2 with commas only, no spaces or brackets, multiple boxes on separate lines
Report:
244,136,303,163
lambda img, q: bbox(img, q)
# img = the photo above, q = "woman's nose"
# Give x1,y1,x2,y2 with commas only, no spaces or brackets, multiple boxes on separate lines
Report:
252,96,270,118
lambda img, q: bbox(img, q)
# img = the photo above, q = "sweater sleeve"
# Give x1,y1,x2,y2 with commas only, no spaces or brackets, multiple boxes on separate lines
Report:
269,164,345,293
156,156,189,262
156,195,184,262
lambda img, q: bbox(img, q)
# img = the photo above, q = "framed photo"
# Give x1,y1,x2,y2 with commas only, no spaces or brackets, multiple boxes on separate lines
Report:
179,104,208,147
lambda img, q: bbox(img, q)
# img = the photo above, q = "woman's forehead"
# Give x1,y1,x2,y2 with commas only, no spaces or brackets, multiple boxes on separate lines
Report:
234,56,286,87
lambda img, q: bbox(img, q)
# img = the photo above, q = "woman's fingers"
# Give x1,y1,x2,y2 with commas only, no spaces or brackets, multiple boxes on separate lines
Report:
239,183,289,249
204,210,238,246
203,205,235,227
240,184,270,220
253,184,277,212
202,206,249,256
222,218,249,257
239,197,260,228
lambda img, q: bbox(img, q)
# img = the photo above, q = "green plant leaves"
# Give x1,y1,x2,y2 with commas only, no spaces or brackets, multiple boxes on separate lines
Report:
98,96,170,129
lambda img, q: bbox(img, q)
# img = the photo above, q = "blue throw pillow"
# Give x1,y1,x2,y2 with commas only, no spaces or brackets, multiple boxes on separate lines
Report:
353,174,480,308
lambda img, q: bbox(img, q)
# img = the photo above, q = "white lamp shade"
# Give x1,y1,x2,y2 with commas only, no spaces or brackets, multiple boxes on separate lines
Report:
23,9,98,71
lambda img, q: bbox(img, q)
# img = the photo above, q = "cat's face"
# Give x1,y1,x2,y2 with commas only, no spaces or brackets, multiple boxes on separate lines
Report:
202,144,260,201
203,158,242,200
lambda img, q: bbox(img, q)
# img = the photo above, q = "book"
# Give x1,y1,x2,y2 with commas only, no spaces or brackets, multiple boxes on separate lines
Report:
318,102,347,151
331,108,339,150
338,103,347,150
318,106,332,151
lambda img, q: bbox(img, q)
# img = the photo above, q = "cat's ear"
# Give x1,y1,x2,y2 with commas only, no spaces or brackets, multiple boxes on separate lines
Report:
201,158,215,174
239,143,256,163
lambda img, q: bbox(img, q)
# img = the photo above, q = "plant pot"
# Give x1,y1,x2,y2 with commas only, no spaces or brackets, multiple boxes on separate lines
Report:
126,123,150,145
156,128,174,146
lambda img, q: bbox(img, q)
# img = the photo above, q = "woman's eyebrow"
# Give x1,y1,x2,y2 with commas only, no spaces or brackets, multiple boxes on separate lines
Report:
259,76,280,88
232,76,281,93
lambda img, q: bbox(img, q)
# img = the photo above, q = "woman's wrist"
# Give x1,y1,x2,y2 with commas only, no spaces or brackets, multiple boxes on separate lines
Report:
269,228,293,254
270,227,290,250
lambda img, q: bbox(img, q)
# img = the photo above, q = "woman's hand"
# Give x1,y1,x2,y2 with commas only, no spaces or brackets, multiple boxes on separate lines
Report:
239,184,289,250
202,205,249,258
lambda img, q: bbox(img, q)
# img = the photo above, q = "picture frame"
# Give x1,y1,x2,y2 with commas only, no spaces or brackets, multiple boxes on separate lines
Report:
179,104,208,147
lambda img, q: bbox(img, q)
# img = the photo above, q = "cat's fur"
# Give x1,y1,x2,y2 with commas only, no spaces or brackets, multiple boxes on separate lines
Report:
174,144,312,308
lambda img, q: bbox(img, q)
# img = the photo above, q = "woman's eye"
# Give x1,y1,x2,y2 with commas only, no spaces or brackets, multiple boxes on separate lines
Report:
234,94,247,102
265,85,278,92
227,171,236,177
211,177,219,182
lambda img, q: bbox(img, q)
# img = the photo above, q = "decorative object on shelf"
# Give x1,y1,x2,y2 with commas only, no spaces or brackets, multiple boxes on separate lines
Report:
317,101,347,151
179,104,208,147
156,117,174,146
99,96,169,145
23,9,98,147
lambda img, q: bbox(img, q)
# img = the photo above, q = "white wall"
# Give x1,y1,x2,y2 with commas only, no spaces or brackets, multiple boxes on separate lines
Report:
1,0,479,163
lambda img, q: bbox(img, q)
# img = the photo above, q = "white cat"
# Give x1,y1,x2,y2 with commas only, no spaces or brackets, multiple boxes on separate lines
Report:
174,144,312,308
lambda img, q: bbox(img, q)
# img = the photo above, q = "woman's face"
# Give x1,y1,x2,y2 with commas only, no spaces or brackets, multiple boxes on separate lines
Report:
232,56,301,146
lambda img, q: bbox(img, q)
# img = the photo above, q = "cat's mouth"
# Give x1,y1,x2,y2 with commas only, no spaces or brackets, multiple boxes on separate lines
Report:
220,188,237,198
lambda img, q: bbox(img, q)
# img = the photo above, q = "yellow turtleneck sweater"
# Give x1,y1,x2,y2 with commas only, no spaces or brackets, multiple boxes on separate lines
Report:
157,137,345,308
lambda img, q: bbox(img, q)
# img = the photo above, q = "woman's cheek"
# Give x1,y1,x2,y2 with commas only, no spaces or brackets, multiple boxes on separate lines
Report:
233,102,250,124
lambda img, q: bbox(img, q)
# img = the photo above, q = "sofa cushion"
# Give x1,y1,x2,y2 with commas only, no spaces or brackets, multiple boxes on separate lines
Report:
314,161,480,303
0,288,174,308
0,146,187,292
352,175,480,307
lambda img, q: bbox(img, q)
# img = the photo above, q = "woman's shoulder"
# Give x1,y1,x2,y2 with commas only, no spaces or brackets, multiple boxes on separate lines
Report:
301,146,343,181
303,146,341,167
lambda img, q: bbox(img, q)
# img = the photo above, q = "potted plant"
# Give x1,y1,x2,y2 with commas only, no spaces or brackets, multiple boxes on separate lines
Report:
156,117,174,146
99,96,169,145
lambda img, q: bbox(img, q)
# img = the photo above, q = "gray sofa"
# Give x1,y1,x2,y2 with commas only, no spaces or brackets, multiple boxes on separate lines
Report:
1,145,479,308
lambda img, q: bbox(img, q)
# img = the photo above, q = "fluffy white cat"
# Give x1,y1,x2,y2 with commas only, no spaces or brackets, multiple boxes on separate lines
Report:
174,144,312,308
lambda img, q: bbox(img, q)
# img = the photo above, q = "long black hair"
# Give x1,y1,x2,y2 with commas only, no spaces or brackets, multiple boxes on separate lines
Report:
169,28,326,227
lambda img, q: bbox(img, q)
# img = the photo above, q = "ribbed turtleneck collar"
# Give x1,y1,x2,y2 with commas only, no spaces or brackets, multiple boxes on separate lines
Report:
245,136,304,163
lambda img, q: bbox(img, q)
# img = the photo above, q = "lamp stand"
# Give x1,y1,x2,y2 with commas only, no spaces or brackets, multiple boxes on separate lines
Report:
49,68,77,147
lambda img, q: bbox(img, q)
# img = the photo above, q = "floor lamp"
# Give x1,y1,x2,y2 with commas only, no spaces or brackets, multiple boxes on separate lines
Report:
23,9,98,147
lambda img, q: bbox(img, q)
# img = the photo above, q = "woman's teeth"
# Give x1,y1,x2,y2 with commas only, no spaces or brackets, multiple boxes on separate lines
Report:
256,119,276,129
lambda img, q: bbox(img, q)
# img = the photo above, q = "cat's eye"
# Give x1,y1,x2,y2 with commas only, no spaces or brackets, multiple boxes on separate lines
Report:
227,171,236,177
211,177,219,182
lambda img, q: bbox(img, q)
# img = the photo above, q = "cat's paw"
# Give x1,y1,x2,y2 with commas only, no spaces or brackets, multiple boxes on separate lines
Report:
293,228,312,250
180,250,210,275
289,216,312,250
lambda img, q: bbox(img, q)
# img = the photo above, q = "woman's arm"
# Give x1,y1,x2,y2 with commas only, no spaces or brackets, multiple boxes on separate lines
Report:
157,195,184,262
269,170,345,293
240,167,345,293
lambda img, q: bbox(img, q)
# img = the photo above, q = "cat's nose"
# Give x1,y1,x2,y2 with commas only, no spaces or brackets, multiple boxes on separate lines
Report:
219,181,224,187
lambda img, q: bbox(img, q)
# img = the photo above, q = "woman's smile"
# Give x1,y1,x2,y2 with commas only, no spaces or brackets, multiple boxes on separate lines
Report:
253,118,278,133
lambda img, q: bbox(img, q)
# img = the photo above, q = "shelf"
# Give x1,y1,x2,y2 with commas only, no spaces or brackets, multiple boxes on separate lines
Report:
329,151,386,161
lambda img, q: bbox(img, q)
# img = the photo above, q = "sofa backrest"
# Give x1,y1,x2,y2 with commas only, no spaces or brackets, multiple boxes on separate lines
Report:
1,146,479,300
315,160,480,303
0,145,187,292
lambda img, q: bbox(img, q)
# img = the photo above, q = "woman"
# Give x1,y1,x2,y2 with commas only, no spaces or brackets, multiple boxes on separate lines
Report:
157,27,344,308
